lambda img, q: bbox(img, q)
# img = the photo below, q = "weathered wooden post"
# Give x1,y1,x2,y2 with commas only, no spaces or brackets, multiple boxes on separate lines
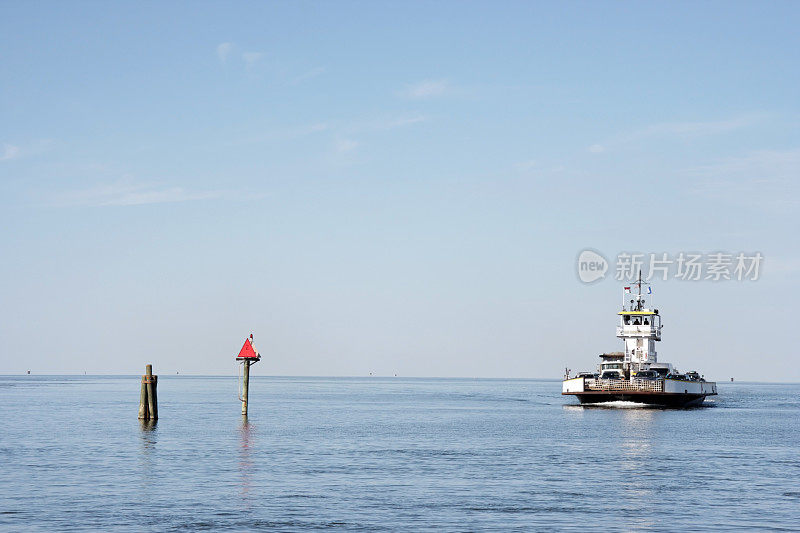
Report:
138,374,149,419
138,364,158,420
147,364,158,420
236,334,261,416
241,359,251,416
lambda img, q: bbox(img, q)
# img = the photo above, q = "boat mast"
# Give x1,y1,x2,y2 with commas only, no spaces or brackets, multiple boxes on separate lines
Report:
636,269,643,310
617,270,660,371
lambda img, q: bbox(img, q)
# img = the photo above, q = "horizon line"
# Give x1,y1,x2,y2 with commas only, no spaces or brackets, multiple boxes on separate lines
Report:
0,374,794,384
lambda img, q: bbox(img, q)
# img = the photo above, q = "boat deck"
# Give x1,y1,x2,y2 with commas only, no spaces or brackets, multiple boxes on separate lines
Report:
562,376,717,397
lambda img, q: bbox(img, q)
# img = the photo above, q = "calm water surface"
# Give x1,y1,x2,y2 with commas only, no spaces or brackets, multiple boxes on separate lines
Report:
1,377,798,531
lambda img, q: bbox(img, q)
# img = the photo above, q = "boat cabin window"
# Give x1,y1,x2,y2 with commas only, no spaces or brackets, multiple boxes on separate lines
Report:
622,314,660,327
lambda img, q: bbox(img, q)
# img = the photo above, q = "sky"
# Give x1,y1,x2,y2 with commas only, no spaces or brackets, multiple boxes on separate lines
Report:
1,2,799,379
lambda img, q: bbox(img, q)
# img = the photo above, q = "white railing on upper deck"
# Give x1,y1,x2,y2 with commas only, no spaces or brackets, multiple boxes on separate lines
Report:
584,378,664,392
616,326,660,338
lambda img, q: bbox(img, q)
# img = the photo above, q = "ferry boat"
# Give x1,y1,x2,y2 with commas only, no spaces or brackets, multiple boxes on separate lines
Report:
563,274,717,407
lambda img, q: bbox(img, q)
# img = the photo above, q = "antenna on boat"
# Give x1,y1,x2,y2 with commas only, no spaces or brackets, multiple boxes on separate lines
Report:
634,269,652,311
638,270,642,310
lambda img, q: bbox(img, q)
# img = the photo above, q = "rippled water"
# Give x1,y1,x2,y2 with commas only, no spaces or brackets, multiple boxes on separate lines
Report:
1,376,798,531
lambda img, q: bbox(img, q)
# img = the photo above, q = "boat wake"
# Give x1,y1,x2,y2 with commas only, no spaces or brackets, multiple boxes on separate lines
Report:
588,400,652,409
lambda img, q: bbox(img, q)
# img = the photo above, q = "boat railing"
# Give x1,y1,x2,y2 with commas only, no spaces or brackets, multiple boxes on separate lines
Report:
616,325,660,338
584,378,664,392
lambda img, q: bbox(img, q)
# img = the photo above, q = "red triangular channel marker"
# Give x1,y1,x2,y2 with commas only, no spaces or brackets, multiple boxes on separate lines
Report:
237,339,259,359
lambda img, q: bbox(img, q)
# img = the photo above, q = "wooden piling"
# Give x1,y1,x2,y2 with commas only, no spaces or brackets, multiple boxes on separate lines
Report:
138,376,149,419
138,364,158,420
241,360,250,416
150,376,158,420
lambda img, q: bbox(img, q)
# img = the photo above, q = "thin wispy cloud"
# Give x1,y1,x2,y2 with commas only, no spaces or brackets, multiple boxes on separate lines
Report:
514,159,567,175
216,42,233,63
290,67,326,85
220,122,329,148
687,146,800,181
588,114,766,153
217,112,425,162
339,113,428,134
216,43,264,68
334,139,359,153
306,123,329,134
242,52,263,67
264,122,329,140
0,139,53,162
50,181,222,207
385,114,427,128
400,79,449,99
515,159,538,171
1,144,21,161
685,146,800,211
218,113,424,157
